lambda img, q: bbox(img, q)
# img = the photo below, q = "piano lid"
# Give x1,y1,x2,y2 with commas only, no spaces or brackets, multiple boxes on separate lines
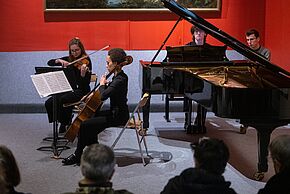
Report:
161,0,290,77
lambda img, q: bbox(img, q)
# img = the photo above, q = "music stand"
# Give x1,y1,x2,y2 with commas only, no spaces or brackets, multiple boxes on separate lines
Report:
35,67,68,141
33,67,71,158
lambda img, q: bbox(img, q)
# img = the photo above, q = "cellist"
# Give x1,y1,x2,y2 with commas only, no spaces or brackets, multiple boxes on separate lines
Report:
45,37,92,133
62,48,130,166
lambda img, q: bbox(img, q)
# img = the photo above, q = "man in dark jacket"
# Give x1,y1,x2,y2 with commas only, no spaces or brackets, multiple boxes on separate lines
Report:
258,135,290,194
161,137,237,194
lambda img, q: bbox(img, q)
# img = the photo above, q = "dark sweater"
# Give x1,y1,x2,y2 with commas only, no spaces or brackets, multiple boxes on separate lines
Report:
258,169,290,194
161,168,237,194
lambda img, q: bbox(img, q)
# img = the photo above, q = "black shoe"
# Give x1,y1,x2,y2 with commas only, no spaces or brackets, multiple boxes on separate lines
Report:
62,154,80,166
59,124,67,133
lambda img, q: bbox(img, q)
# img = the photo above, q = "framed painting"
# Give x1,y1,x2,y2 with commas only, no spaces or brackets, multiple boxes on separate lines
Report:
44,0,221,12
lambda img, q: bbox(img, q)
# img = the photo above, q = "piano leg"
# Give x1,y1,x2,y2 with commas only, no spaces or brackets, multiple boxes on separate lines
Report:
184,98,193,133
250,122,287,180
195,104,207,133
254,127,273,180
164,94,170,122
184,97,191,131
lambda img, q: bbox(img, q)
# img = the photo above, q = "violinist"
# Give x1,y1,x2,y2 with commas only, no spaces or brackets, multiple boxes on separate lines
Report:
45,37,92,133
62,48,129,166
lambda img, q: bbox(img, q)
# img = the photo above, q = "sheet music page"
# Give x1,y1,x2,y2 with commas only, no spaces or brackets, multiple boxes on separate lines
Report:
31,74,52,98
31,71,72,98
54,71,73,92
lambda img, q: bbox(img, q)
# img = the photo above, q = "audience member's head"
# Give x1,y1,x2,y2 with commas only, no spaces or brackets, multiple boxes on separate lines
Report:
269,135,290,174
0,145,21,194
161,138,235,194
191,137,230,175
257,135,290,194
81,144,116,182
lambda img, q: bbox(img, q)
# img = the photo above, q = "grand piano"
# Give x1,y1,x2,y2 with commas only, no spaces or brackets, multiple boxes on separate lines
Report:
143,0,290,180
141,44,229,132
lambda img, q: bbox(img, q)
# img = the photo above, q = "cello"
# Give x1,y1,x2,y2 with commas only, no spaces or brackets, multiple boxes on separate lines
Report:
64,55,133,142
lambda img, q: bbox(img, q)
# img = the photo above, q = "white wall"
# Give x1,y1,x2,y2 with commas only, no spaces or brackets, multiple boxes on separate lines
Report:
0,50,244,112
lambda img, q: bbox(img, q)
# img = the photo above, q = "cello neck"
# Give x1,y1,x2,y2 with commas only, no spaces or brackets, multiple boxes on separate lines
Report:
82,55,133,101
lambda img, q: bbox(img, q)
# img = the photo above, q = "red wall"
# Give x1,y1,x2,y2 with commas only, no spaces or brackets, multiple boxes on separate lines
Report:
265,0,290,71
0,0,268,52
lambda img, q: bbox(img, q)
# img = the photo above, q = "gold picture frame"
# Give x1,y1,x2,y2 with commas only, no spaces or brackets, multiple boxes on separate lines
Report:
44,0,221,12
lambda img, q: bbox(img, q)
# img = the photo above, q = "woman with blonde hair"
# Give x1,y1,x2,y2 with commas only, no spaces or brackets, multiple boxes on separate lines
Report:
45,37,92,133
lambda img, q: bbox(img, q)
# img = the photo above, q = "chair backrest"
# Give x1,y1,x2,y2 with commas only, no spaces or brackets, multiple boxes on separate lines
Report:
138,93,150,108
126,92,150,128
90,73,97,82
126,93,150,129
90,73,98,87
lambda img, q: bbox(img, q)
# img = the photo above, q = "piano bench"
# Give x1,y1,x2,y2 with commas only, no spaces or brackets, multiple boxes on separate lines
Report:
164,94,186,122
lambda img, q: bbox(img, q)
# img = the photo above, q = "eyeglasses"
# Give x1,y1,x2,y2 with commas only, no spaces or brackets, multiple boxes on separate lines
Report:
71,48,80,53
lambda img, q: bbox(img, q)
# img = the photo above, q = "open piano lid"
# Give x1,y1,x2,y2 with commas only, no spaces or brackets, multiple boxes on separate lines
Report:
161,0,290,77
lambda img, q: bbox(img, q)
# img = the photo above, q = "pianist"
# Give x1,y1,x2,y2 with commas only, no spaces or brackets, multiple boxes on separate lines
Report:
246,28,271,60
183,25,210,133
240,29,272,133
187,25,210,47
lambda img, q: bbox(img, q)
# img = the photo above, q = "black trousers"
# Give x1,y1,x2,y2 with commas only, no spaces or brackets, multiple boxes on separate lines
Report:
74,110,128,159
45,90,85,125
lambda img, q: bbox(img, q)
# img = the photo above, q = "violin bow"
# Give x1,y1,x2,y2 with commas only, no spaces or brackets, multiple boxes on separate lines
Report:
67,45,110,66
63,55,133,108
62,45,110,108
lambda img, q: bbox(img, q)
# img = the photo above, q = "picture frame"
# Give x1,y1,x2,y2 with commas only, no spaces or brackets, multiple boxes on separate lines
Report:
44,0,221,12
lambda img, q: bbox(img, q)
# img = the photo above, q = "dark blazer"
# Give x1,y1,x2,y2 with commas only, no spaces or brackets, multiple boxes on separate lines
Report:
258,169,290,194
99,70,129,125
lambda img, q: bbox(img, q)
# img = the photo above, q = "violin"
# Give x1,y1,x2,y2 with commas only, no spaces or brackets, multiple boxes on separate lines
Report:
67,45,110,70
73,55,90,70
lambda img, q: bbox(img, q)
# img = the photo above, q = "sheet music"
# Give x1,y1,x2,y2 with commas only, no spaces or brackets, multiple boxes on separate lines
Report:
31,71,72,98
